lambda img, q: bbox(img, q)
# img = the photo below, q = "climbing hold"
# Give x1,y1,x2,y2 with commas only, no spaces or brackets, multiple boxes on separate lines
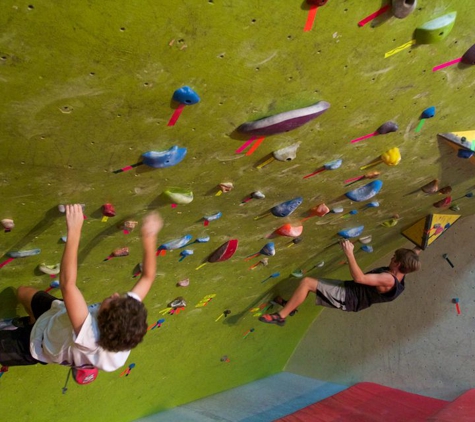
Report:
169,297,187,308
172,86,200,105
164,188,194,205
433,197,452,208
179,250,194,262
273,142,301,162
241,191,265,205
303,159,342,179
245,242,276,261
38,263,60,276
177,278,190,287
7,249,41,258
414,12,457,45
182,236,210,248
168,87,194,123
345,180,383,202
392,0,417,19
237,101,330,136
204,212,222,226
217,183,234,195
421,179,439,194
270,197,303,217
1,219,14,231
381,218,399,227
350,122,398,144
259,143,302,168
45,279,60,292
102,203,116,217
261,272,280,283
362,201,379,211
360,148,401,170
361,245,373,253
461,44,475,65
274,224,303,237
453,192,474,201
421,107,436,119
121,221,138,233
301,203,330,222
338,226,364,239
104,247,129,261
260,242,276,256
158,235,193,254
377,121,399,134
331,206,344,214
458,149,474,159
359,235,372,244
207,239,239,263
450,204,460,211
142,146,187,168
415,107,436,132
438,186,452,195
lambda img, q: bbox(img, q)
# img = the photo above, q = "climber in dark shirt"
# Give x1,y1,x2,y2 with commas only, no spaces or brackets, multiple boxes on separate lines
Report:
259,239,421,326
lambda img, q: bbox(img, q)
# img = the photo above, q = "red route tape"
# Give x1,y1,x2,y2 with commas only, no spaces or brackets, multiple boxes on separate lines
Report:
304,5,318,32
167,104,185,126
358,4,390,27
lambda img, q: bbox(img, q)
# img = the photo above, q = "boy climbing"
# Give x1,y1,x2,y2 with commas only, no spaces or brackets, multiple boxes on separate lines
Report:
0,204,163,371
259,239,421,326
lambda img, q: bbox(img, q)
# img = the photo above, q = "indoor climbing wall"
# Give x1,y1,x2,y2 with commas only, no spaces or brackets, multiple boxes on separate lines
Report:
1,1,475,421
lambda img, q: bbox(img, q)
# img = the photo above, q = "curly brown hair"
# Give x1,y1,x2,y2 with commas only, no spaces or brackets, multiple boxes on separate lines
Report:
97,296,148,352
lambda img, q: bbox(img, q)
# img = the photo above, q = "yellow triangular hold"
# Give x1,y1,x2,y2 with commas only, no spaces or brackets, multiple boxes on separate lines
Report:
401,214,460,250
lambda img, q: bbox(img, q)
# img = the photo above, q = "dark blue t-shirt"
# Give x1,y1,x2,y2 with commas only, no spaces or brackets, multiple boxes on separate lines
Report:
344,266,405,312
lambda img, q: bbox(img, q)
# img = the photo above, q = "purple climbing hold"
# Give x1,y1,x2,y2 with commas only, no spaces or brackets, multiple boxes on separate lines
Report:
377,121,398,135
461,44,475,65
237,101,330,136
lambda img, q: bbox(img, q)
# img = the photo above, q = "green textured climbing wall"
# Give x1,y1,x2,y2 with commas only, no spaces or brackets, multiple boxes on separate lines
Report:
1,1,475,421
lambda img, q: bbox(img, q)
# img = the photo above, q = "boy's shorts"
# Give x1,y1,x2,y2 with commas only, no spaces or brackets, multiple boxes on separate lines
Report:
0,291,57,367
315,278,348,311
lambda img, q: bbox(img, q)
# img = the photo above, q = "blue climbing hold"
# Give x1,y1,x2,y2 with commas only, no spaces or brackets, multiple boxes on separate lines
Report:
361,245,373,253
458,149,474,159
260,242,276,256
172,86,200,105
142,146,187,168
338,226,364,239
159,235,193,251
345,180,383,202
271,197,303,217
7,249,41,258
421,106,436,119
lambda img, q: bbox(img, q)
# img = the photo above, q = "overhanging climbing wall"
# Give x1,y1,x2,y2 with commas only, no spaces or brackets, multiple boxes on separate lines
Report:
1,1,475,421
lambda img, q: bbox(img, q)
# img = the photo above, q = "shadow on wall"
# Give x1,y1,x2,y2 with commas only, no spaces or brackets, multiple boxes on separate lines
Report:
0,287,18,319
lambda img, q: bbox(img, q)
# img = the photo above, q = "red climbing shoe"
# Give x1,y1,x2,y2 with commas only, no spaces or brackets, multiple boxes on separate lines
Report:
258,313,286,326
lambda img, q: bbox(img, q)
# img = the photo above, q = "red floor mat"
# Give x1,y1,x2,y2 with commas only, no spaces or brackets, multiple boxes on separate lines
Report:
427,389,475,422
276,382,449,422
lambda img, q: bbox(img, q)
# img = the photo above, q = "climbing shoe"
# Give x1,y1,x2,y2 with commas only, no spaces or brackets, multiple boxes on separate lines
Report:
258,313,286,326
